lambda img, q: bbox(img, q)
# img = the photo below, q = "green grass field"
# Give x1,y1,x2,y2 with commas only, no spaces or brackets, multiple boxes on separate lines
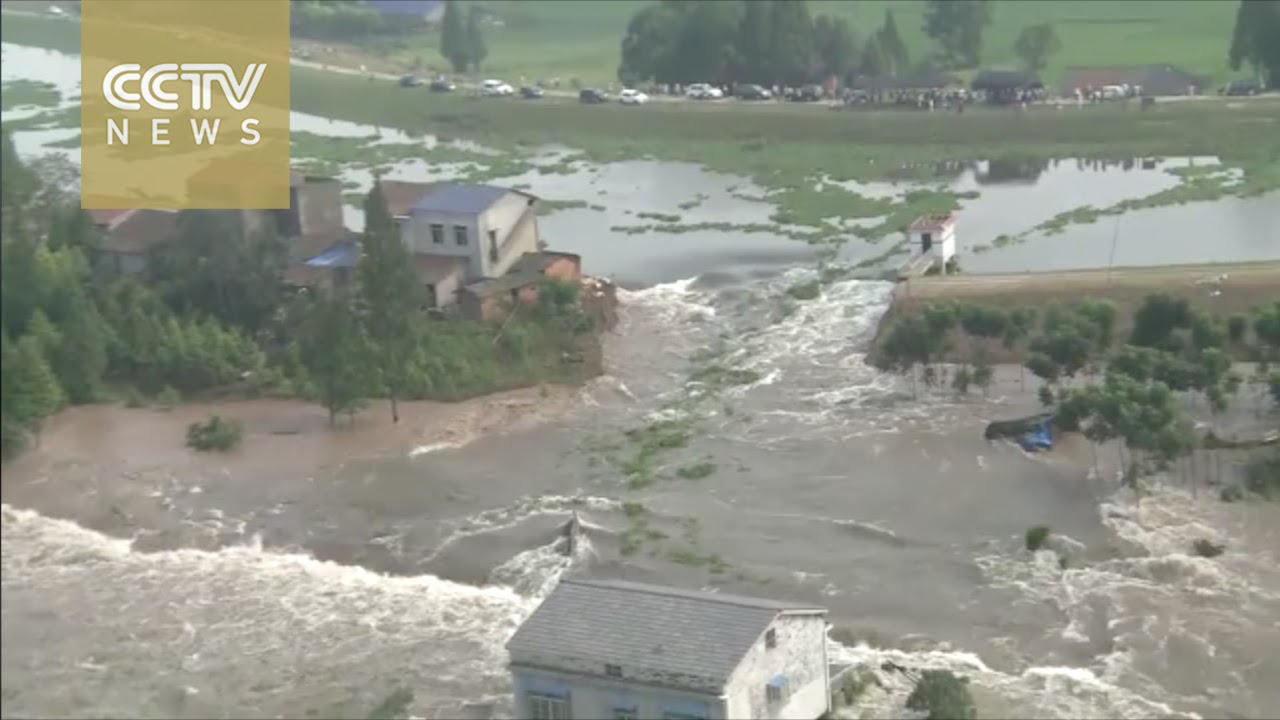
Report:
331,0,1245,88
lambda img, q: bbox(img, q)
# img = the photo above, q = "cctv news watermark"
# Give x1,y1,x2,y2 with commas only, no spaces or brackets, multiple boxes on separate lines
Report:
101,63,267,146
81,0,290,209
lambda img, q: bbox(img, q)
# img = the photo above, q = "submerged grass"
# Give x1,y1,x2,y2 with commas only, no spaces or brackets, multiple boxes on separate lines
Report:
1,79,60,111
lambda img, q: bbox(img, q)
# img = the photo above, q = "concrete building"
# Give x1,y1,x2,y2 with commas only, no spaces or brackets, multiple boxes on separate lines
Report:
905,213,956,274
507,579,831,720
304,182,547,313
92,208,179,275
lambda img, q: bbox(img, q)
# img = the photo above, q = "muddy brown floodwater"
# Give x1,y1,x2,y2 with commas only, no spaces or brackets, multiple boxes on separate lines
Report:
4,271,1279,720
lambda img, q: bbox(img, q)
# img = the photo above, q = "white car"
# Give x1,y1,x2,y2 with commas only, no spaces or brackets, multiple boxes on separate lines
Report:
481,79,515,97
685,83,724,100
619,89,649,105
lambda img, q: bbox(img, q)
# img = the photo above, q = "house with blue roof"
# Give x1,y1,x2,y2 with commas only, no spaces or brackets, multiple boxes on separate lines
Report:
304,180,556,312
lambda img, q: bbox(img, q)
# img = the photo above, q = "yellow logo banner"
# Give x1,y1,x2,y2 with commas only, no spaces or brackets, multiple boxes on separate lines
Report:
81,0,290,209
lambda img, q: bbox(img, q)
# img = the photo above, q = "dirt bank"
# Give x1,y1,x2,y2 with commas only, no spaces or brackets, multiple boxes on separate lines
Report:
1,384,584,496
870,261,1280,364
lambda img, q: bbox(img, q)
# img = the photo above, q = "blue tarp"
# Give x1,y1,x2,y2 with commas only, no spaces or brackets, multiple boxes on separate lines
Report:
304,242,358,268
1018,420,1054,452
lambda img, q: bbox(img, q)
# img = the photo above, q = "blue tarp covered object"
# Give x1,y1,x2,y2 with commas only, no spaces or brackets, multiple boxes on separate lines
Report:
1018,420,1054,452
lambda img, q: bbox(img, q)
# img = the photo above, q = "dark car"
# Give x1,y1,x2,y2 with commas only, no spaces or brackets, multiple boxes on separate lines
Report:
520,85,544,99
1222,79,1262,96
579,88,609,104
737,83,772,100
787,84,824,102
428,77,456,93
399,74,423,88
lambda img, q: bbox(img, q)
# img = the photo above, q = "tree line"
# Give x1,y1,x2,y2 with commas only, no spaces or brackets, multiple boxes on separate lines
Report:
0,131,591,458
616,0,1056,87
874,292,1280,491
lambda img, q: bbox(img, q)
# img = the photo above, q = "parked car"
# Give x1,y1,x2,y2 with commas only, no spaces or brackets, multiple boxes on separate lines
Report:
737,83,772,100
579,88,610,104
399,74,424,88
519,85,545,99
618,88,649,105
429,77,456,92
481,79,515,97
787,84,824,102
685,83,724,99
1222,79,1263,96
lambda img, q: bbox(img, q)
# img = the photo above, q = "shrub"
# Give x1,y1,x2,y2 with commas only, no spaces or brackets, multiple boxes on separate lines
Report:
1037,385,1055,407
785,280,821,301
155,385,181,409
1242,451,1280,499
1219,485,1244,502
124,386,147,408
185,415,243,452
1025,525,1051,552
676,460,716,480
906,670,977,720
1192,539,1225,558
1227,314,1247,344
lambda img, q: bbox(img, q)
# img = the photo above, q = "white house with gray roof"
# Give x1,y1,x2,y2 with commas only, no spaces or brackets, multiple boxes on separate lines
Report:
506,579,830,720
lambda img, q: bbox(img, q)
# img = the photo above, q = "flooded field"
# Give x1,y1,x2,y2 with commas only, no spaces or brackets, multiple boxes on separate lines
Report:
3,38,1280,720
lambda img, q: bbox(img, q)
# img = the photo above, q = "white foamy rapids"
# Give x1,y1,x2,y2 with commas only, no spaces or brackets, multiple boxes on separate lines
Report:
488,533,594,599
408,441,463,457
0,504,534,719
421,495,621,566
975,484,1280,718
828,641,1196,720
616,277,716,324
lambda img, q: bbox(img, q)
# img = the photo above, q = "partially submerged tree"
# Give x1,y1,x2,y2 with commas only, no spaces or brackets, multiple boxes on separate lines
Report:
906,669,978,719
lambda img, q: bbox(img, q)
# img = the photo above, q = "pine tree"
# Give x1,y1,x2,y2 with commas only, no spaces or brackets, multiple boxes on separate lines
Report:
356,180,421,423
7,335,65,431
878,10,910,75
301,297,372,426
466,7,488,72
440,0,470,73
50,287,108,403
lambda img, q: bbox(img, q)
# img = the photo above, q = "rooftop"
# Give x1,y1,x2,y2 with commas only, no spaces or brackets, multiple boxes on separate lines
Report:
380,179,438,217
412,183,530,215
86,208,135,228
101,209,178,254
505,578,824,691
909,213,955,233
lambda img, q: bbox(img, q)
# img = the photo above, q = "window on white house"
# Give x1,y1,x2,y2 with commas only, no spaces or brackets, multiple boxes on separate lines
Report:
529,693,570,720
430,223,444,244
453,225,468,246
489,229,499,262
605,664,622,678
765,628,777,649
766,676,789,705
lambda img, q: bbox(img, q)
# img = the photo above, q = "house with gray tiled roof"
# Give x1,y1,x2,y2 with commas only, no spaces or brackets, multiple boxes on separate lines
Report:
506,579,831,720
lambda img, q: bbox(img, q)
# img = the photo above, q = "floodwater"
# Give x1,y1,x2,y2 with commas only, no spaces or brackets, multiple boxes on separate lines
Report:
7,41,1280,285
4,39,1280,720
5,272,1280,720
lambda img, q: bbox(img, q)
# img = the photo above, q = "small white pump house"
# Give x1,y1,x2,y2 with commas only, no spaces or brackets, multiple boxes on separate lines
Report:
907,213,957,274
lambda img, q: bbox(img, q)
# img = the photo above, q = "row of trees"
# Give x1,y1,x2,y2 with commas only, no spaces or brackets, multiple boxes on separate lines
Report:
0,131,592,457
617,0,1037,87
875,292,1279,484
618,1,913,88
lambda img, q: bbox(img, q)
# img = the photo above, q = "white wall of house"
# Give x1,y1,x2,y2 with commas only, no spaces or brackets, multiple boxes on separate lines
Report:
511,666,728,720
404,210,481,276
477,192,540,277
402,192,540,282
426,265,464,308
724,614,829,720
909,223,956,268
